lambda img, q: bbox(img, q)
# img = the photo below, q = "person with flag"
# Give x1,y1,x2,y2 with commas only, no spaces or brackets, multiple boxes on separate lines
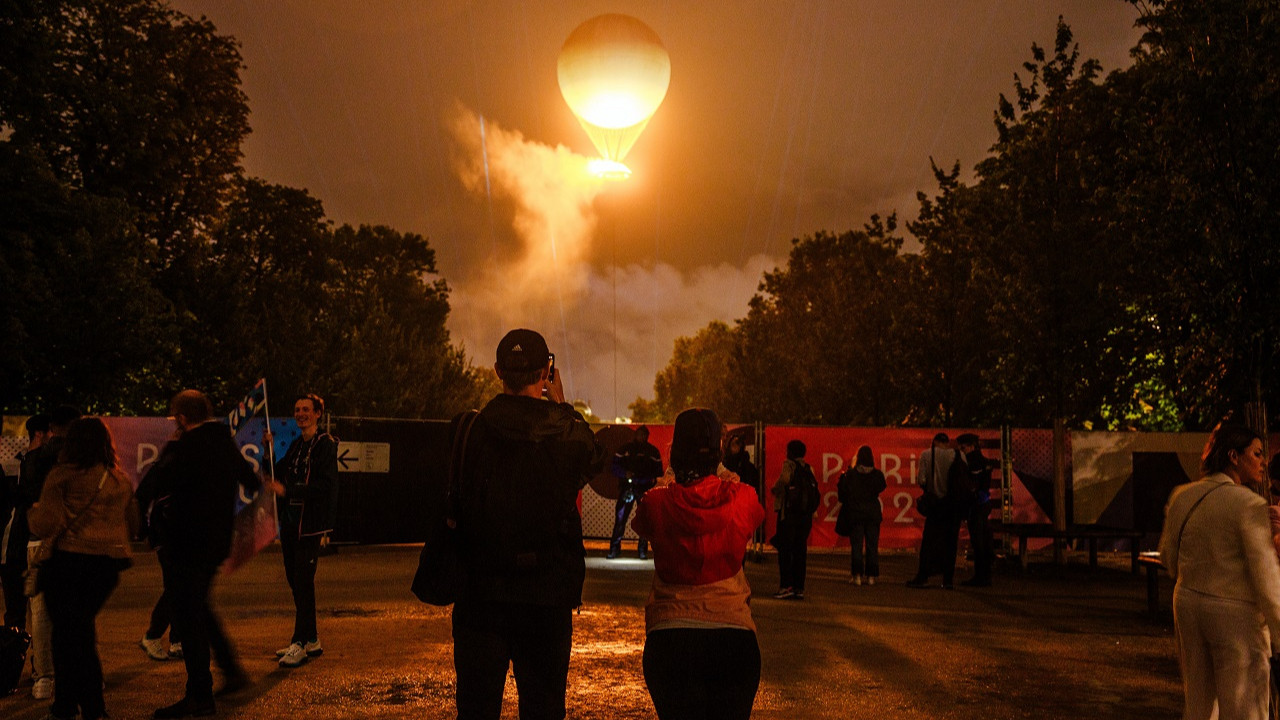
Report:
264,393,339,669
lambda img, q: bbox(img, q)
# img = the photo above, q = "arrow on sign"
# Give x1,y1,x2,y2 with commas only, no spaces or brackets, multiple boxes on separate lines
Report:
338,447,356,471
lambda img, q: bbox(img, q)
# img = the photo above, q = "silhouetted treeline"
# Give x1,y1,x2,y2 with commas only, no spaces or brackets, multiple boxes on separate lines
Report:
633,2,1280,431
0,0,496,416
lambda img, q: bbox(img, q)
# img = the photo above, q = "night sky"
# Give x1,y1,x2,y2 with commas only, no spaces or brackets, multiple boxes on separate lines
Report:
171,1,1143,420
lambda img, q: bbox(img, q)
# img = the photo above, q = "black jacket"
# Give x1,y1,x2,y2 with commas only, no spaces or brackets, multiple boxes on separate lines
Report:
837,467,888,525
723,450,760,491
18,437,63,542
611,439,663,500
147,421,260,567
453,394,606,608
273,432,339,537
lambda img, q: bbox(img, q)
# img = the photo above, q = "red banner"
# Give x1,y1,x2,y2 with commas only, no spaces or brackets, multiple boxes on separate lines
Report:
762,427,1004,550
101,416,177,488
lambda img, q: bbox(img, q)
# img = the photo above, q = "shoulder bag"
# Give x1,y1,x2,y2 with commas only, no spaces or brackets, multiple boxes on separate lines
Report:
24,469,111,597
916,449,943,518
411,411,479,606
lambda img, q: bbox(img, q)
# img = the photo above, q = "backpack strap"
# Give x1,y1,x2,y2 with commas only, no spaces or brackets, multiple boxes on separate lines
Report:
446,411,481,528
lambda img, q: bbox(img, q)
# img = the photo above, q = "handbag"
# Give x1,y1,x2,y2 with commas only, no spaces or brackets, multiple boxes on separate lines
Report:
24,469,111,597
412,411,479,606
916,491,940,519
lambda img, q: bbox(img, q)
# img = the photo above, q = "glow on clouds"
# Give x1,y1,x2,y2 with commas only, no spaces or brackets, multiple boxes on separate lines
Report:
446,107,774,420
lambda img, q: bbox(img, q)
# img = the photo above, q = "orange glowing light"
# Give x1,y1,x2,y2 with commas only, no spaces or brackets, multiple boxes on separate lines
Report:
558,14,670,166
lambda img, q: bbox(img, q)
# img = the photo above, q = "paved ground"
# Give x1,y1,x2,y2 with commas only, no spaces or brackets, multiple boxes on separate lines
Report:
1,543,1183,719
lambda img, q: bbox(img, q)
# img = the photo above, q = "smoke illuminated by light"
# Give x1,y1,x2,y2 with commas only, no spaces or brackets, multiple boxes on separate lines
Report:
446,107,773,419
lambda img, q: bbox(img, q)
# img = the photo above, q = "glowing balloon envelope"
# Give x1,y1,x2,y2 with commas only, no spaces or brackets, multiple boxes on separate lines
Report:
558,14,670,171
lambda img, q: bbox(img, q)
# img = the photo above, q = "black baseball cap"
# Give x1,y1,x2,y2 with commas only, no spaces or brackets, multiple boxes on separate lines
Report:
495,328,550,373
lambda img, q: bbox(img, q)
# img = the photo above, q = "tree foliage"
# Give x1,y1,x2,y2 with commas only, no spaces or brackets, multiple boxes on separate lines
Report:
637,2,1280,431
0,0,491,417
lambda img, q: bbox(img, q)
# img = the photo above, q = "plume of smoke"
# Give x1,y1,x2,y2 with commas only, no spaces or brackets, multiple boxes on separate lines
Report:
447,106,775,419
449,105,599,300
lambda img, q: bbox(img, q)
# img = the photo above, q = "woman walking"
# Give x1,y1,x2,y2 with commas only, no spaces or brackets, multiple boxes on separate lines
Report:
836,445,886,585
29,417,137,720
1159,423,1280,720
632,408,765,720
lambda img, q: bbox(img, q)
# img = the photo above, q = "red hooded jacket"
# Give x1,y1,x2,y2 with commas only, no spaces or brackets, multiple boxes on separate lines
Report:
633,474,764,586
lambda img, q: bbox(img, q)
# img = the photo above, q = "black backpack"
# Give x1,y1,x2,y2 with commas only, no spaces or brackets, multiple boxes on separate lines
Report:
785,460,820,517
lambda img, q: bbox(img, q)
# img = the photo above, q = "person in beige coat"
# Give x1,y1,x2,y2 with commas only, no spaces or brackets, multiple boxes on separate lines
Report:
29,417,138,720
1159,423,1280,720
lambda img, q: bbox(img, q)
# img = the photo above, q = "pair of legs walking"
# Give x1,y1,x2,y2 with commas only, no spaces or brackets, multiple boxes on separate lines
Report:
964,506,994,586
909,512,960,587
608,495,648,559
452,600,573,719
279,519,323,660
775,517,812,596
1174,586,1270,720
156,551,244,715
848,520,881,580
41,551,120,720
643,628,760,720
27,543,54,697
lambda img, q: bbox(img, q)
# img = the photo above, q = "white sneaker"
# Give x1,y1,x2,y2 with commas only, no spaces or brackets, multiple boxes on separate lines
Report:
140,635,168,661
278,642,309,668
275,639,322,658
852,575,863,585
867,576,876,586
168,641,183,659
32,677,54,699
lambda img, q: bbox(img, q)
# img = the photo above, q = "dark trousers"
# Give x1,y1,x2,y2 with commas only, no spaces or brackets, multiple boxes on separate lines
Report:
609,495,647,555
913,511,960,584
161,552,239,703
848,520,882,578
967,504,995,581
0,558,27,629
775,516,812,592
41,551,119,720
452,600,573,720
146,589,178,642
279,521,322,643
643,628,760,720
146,551,180,642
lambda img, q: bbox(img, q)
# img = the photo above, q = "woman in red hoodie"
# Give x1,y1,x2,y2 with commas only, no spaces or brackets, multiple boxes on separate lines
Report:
632,408,766,720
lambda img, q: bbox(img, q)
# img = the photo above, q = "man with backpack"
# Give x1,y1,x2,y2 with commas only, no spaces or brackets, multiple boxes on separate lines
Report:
449,328,606,719
771,439,819,599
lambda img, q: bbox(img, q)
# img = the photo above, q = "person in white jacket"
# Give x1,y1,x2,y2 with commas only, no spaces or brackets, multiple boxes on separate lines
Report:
1159,423,1280,720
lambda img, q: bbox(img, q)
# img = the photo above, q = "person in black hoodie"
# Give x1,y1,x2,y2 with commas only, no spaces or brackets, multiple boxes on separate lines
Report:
607,425,663,559
1,413,47,632
722,435,760,493
151,390,260,719
956,434,995,587
836,445,887,585
21,405,79,701
264,393,339,669
450,328,606,720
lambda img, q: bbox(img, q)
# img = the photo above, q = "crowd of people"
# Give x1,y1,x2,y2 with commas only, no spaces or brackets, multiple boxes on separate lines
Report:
0,390,339,720
6,325,1266,720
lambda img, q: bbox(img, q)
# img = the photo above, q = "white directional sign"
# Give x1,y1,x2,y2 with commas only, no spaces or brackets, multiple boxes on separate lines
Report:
337,441,390,473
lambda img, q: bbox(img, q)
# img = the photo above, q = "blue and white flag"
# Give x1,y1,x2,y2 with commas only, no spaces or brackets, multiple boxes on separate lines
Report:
226,378,268,436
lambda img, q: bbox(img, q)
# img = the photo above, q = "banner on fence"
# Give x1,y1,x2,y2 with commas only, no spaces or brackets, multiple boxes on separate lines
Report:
760,427,1002,550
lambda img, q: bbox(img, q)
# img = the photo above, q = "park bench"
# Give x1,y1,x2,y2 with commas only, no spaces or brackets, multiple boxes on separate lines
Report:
1138,553,1164,614
994,522,1145,574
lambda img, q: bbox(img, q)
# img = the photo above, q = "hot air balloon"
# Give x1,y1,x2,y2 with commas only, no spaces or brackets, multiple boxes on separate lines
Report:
557,14,670,178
